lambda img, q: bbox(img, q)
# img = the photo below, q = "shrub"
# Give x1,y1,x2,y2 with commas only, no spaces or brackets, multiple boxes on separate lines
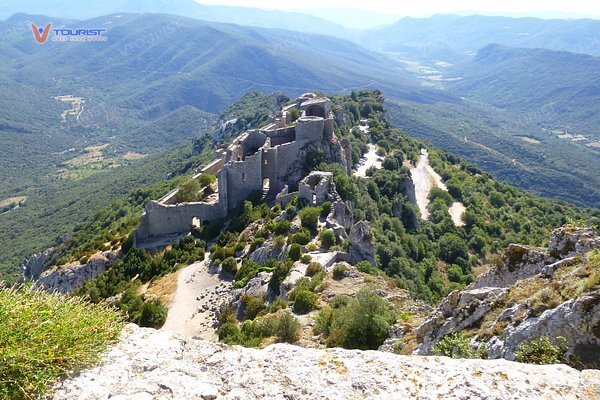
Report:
323,288,395,350
219,306,237,325
249,237,265,253
288,243,302,261
285,204,297,220
198,173,216,188
320,202,332,218
306,242,319,252
516,336,567,365
292,290,318,314
300,255,312,264
299,207,321,232
221,256,238,276
433,332,484,359
0,286,123,399
319,229,336,249
273,220,291,236
176,179,201,203
274,235,286,250
332,264,347,280
218,322,240,344
242,295,266,321
356,261,379,275
136,300,167,329
276,312,301,343
292,228,311,245
306,262,323,277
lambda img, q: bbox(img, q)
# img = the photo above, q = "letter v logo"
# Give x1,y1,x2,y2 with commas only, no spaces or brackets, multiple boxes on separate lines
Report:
31,23,52,44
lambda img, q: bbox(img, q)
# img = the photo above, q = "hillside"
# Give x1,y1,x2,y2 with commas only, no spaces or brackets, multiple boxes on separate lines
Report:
357,14,600,63
0,0,351,37
7,90,600,399
447,44,600,139
385,98,600,208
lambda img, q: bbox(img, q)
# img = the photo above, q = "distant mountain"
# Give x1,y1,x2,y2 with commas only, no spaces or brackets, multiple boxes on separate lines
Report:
0,0,350,37
358,14,600,62
447,44,600,138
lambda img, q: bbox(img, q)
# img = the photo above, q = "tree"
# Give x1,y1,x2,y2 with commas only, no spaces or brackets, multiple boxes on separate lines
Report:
299,207,321,232
288,243,302,261
177,179,201,203
326,288,395,350
438,233,469,264
319,229,336,249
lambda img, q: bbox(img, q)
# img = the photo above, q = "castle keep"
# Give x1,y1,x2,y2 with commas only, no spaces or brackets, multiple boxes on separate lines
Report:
135,94,345,246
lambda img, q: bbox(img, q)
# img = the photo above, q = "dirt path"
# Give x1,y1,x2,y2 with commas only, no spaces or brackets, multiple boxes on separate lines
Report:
161,257,232,341
410,148,465,225
354,143,383,177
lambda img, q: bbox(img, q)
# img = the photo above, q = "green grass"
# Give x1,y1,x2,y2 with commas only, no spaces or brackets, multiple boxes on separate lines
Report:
0,286,124,399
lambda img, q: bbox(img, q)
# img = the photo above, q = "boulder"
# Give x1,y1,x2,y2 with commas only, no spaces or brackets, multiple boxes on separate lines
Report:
348,221,376,265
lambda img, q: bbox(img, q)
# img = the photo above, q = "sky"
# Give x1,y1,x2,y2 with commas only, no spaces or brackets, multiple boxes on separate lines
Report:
194,0,600,19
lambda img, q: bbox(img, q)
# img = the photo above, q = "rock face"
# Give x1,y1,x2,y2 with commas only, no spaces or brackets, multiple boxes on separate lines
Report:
413,226,600,369
21,247,55,281
348,221,376,265
36,251,119,294
53,324,599,400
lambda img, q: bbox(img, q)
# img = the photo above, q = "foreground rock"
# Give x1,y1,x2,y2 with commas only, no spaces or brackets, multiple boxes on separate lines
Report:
54,324,598,400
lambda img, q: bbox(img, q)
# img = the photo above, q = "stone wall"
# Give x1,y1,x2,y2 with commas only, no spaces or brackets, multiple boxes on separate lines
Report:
135,200,227,244
225,150,264,210
295,116,324,142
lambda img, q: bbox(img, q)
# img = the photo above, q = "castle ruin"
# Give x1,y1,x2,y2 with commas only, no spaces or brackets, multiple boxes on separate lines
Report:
135,94,349,246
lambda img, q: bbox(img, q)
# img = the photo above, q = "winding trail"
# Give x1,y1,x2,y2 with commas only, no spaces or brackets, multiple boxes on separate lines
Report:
409,148,465,226
161,256,231,341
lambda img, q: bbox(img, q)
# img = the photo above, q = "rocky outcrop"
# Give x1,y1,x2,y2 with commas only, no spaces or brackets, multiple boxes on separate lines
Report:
36,251,119,294
348,221,376,265
21,247,55,281
54,324,599,400
412,226,600,369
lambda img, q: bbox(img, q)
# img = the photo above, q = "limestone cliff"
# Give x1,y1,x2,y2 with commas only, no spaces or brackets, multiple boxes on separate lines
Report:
412,226,600,369
53,324,599,399
35,250,120,294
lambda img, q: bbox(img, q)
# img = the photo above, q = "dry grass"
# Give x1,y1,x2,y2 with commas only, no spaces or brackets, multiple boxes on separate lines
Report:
0,285,123,399
139,270,180,305
0,196,27,208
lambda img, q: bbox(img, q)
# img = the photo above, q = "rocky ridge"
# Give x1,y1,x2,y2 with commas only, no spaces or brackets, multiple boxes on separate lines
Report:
53,324,599,400
412,226,600,369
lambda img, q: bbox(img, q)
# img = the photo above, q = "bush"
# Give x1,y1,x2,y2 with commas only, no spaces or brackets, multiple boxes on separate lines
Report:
332,264,347,280
198,173,216,188
299,207,321,232
249,237,265,253
433,332,484,359
300,255,312,264
319,229,336,249
320,202,332,218
0,286,123,399
136,300,167,329
276,312,301,343
356,261,379,275
288,243,302,261
274,235,286,250
176,179,201,203
218,322,240,344
292,290,318,314
221,256,238,275
320,288,395,350
292,228,311,245
306,242,319,252
242,295,266,321
516,336,567,365
306,262,323,277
